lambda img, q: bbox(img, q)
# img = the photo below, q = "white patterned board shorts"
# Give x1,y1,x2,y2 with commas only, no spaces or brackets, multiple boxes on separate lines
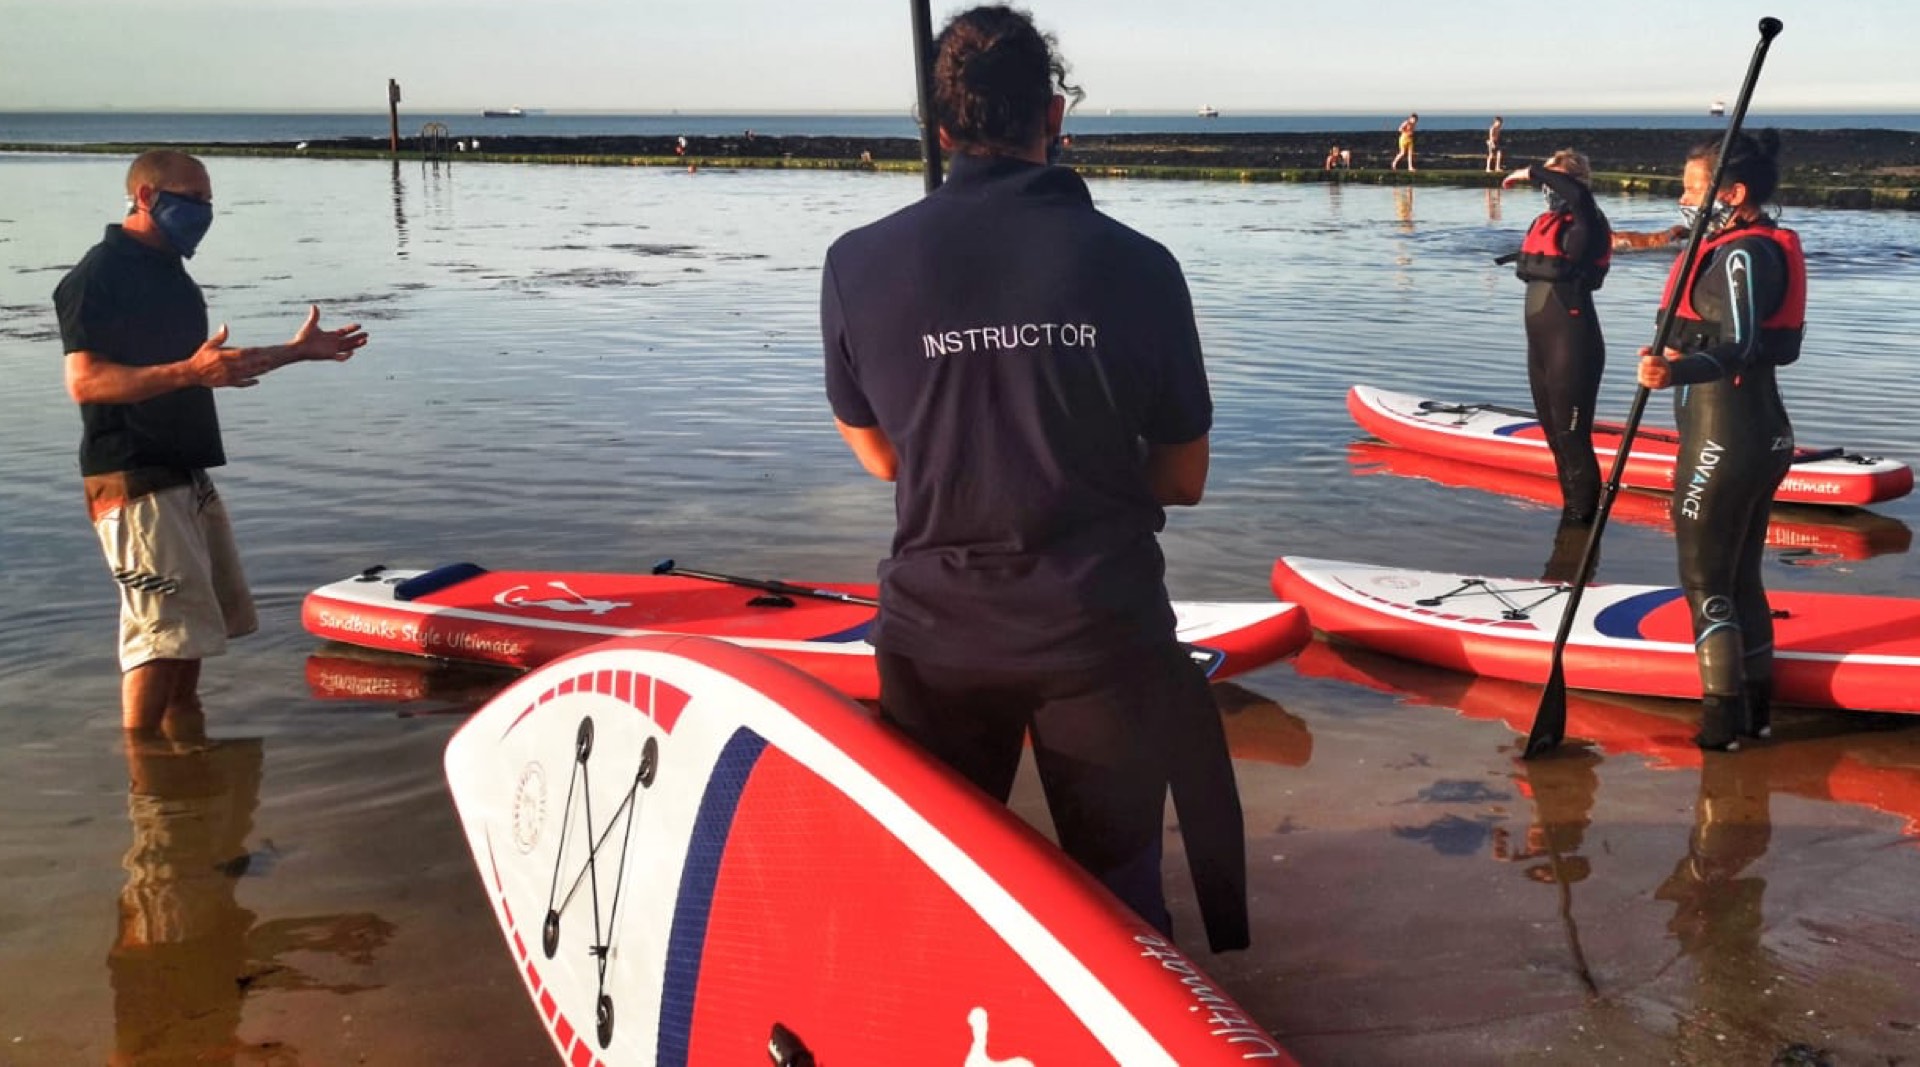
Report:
89,470,258,672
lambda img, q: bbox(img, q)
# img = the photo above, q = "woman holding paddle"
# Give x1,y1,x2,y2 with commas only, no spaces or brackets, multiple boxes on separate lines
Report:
1638,130,1806,750
1503,150,1613,525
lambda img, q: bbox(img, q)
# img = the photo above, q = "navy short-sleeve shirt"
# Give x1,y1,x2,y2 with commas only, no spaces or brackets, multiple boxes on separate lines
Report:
823,153,1211,669
54,225,223,475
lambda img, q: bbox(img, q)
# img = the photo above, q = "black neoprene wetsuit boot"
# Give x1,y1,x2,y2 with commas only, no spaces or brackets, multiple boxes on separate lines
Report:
1743,679,1773,741
1695,693,1749,752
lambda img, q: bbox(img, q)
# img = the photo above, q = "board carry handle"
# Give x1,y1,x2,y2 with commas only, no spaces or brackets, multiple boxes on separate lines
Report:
393,561,489,601
1525,15,1785,759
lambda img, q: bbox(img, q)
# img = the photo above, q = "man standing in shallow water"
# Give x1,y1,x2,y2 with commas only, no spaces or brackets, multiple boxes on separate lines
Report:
55,149,368,738
822,5,1239,942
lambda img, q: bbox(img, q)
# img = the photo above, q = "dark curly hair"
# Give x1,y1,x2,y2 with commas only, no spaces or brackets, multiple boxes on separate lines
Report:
932,5,1084,155
1689,128,1783,206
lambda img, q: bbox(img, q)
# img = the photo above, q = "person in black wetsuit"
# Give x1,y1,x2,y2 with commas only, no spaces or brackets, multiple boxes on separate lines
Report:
1638,130,1806,751
1503,149,1614,525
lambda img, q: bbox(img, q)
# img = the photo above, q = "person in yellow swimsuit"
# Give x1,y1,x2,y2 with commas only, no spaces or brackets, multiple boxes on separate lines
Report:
1391,112,1418,171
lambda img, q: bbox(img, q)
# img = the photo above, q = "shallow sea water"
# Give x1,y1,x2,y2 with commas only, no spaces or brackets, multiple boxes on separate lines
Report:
3,154,1920,1064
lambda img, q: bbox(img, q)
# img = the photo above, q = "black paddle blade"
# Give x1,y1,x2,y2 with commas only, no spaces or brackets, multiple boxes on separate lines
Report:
1525,665,1568,759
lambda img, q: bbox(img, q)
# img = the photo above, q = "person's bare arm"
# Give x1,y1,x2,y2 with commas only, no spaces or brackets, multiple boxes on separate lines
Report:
64,305,366,404
1146,435,1209,506
835,419,898,482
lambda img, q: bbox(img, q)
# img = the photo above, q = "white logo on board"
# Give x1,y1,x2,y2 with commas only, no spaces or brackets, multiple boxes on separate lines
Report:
965,1007,1033,1067
512,762,547,854
495,581,631,616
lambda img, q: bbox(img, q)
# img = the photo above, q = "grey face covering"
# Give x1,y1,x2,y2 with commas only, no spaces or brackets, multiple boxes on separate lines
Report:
1680,198,1735,233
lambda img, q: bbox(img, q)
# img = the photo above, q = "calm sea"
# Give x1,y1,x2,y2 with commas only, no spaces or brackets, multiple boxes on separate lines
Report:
3,151,1920,1063
3,109,1919,145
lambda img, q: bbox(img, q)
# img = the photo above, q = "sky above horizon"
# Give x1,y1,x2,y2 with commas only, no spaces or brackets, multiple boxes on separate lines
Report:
3,0,1915,114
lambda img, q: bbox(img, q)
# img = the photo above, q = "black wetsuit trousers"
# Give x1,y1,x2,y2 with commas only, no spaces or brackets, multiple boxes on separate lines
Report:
1524,281,1607,523
875,640,1225,937
1669,371,1794,698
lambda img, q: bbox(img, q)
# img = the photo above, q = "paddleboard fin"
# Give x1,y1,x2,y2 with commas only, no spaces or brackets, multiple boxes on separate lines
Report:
768,1022,818,1066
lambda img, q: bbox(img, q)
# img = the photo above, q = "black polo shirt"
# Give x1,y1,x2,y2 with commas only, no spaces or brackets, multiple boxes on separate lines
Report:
823,153,1211,669
54,225,223,476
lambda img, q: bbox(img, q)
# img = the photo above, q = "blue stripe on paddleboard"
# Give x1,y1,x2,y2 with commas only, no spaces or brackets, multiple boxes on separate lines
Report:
809,619,874,644
1491,420,1540,437
1592,587,1686,640
657,727,768,1066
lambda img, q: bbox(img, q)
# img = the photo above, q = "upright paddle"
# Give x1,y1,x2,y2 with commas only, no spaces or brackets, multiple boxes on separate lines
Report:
909,0,942,193
1524,16,1785,759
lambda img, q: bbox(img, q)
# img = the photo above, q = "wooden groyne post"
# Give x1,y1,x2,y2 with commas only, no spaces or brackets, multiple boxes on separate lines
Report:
388,79,402,154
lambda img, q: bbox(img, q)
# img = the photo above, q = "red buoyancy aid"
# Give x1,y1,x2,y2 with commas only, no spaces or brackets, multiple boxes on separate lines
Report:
1514,210,1611,288
1661,222,1807,364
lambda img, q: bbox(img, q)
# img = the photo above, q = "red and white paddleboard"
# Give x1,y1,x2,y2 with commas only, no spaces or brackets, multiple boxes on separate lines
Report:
1345,440,1913,564
1348,384,1914,507
445,634,1294,1066
303,564,1311,700
1272,556,1920,714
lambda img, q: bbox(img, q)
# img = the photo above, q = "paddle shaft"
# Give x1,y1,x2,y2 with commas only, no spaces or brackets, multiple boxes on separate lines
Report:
1525,16,1785,758
652,560,880,608
910,0,942,192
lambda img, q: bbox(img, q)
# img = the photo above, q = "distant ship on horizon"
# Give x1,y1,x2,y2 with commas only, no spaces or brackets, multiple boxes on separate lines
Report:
1198,105,1219,119
483,107,527,118
1709,99,1727,116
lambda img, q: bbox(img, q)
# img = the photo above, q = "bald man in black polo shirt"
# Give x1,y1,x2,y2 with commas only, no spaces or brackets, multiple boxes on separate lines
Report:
823,6,1243,946
55,149,367,738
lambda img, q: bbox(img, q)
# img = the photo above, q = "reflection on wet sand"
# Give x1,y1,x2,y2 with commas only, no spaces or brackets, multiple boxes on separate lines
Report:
1291,637,1920,836
1502,746,1602,995
1656,752,1781,1062
1214,681,1314,768
1346,439,1914,566
305,645,517,713
114,729,399,1064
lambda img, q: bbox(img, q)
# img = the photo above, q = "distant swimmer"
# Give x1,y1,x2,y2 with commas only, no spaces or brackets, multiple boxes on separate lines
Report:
1391,112,1417,172
1485,116,1504,172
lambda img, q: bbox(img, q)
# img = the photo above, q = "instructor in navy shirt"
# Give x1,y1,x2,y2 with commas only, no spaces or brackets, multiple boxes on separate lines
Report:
823,5,1236,943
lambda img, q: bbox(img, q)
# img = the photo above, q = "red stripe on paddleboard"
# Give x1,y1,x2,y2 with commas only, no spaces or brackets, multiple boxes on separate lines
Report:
500,667,694,739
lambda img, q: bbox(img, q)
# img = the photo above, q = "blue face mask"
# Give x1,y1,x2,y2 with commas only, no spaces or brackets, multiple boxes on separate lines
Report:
151,190,214,258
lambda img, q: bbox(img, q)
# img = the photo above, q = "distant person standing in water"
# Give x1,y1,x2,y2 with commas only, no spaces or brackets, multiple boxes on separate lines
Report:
54,149,368,738
1391,112,1418,171
1485,115,1505,172
1637,131,1804,751
821,5,1236,941
1503,149,1612,526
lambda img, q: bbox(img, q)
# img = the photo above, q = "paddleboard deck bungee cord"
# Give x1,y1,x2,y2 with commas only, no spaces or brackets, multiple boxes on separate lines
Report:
1273,556,1920,714
444,634,1295,1065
